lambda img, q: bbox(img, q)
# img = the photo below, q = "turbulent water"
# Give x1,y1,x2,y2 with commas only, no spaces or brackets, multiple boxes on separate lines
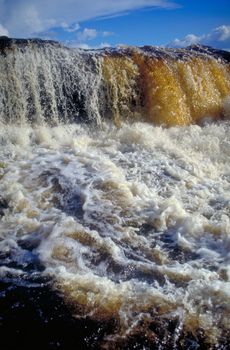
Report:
0,38,230,349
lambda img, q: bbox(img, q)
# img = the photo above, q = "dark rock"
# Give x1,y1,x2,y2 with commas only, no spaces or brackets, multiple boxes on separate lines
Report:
187,44,230,62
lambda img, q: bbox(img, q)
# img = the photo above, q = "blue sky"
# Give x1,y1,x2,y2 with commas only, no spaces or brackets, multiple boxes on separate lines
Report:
0,0,229,49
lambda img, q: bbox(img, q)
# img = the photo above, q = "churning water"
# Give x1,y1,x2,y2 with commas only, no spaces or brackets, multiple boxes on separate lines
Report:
0,38,230,349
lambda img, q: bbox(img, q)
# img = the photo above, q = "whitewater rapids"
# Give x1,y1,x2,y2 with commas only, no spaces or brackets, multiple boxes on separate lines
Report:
0,120,230,348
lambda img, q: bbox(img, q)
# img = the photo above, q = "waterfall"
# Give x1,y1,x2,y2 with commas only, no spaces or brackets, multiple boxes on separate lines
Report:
0,37,229,126
0,37,230,349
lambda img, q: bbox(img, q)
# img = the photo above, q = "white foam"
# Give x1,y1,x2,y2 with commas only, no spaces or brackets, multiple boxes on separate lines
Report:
0,121,230,342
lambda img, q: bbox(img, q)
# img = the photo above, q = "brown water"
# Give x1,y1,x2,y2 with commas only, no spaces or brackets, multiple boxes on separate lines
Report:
0,39,230,349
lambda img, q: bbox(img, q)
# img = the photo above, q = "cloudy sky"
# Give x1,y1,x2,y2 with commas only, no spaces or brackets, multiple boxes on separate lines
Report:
0,0,229,49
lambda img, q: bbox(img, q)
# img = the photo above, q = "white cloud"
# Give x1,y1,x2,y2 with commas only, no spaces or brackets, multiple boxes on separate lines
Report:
0,0,177,37
169,34,199,47
76,28,98,42
102,31,113,37
75,28,114,43
61,22,80,32
0,23,9,36
168,25,230,50
98,42,111,48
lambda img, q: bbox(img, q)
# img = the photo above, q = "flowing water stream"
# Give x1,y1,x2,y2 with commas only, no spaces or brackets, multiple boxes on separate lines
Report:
0,37,230,349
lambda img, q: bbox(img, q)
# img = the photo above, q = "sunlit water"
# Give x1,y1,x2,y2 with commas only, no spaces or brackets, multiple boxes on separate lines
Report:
0,120,230,348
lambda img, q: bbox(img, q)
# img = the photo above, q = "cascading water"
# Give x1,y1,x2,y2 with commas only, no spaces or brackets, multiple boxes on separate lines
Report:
1,37,230,126
0,37,230,349
0,38,104,125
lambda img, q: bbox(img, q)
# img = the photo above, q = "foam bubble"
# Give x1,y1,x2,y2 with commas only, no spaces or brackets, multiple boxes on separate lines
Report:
0,121,230,346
